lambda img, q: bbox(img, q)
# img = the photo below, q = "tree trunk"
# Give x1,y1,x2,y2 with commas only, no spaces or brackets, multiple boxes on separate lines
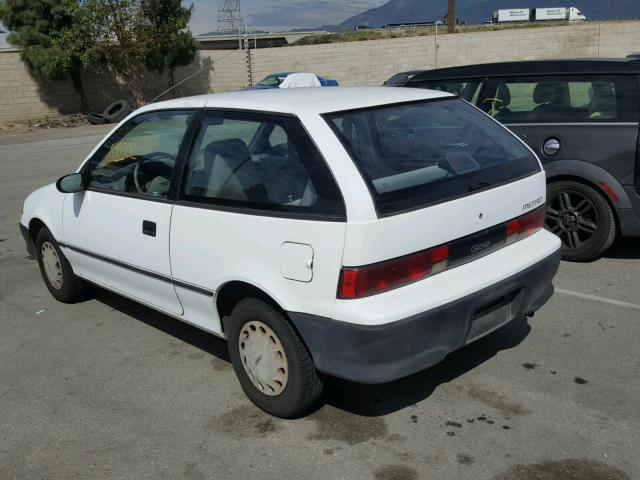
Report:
70,68,89,113
129,83,146,107
125,70,147,107
168,68,175,97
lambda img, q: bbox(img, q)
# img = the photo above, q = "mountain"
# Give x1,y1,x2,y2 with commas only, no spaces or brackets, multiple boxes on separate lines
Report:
338,0,640,29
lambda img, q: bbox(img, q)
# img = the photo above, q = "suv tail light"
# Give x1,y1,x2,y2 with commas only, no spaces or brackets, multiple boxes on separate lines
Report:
338,205,546,300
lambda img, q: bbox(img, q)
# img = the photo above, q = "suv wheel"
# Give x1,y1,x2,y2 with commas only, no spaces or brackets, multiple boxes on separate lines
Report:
35,228,87,303
227,298,323,418
546,181,616,262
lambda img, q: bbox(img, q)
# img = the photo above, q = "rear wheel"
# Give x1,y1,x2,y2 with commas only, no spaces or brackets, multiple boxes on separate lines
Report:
227,298,322,418
545,181,616,262
35,228,86,303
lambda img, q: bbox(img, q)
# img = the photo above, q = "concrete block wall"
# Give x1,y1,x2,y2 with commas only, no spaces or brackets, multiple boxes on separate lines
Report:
0,50,79,124
1,21,639,124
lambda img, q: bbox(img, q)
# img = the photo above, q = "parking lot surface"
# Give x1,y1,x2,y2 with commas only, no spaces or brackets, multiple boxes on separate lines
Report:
1,126,639,480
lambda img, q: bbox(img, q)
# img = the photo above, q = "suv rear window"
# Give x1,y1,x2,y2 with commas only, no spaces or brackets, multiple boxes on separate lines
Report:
325,98,540,216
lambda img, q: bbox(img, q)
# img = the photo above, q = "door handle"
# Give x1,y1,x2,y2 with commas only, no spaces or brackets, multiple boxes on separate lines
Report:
142,220,157,237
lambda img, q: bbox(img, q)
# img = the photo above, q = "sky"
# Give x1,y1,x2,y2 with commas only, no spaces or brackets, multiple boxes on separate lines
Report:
0,1,384,48
188,0,388,34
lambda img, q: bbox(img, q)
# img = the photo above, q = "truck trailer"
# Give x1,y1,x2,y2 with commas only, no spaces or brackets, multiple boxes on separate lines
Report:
493,7,586,23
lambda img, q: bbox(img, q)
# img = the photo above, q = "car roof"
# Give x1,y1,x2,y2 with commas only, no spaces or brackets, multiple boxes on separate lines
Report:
408,58,640,82
139,87,452,116
264,72,293,77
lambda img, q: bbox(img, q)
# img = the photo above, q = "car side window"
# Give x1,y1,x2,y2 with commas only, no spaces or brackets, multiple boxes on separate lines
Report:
478,75,639,124
84,110,195,198
181,111,345,218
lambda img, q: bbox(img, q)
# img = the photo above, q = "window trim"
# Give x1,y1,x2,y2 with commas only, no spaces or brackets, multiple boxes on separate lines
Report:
81,108,201,202
322,96,541,218
176,107,347,222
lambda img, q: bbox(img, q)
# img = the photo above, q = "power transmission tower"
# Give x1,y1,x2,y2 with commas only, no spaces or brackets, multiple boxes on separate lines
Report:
217,0,241,34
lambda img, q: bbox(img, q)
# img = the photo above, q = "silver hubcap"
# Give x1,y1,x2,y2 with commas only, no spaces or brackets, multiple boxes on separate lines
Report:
41,241,63,290
239,321,288,396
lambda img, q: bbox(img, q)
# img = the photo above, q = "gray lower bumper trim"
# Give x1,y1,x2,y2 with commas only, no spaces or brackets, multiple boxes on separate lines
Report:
289,249,561,384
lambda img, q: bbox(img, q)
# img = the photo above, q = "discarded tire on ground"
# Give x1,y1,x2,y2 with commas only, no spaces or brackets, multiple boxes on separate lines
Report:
87,113,108,125
102,100,131,123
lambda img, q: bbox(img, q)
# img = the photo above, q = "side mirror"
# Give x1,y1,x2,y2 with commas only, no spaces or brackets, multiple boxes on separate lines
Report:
56,173,84,193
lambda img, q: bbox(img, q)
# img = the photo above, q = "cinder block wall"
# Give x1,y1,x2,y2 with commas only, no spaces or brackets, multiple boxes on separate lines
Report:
1,21,639,124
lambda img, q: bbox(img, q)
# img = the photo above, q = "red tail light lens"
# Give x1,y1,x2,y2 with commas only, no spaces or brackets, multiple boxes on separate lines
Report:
338,245,449,299
505,205,546,245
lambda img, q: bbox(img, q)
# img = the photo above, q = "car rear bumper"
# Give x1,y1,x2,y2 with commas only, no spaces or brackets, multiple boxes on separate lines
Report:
20,223,35,257
289,248,561,384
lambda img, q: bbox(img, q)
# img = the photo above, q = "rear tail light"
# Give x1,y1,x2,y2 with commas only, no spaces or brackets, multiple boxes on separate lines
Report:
338,245,449,299
505,205,546,245
338,205,546,300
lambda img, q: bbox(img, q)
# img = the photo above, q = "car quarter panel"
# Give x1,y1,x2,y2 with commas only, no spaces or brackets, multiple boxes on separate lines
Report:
169,206,347,336
506,123,639,187
20,184,66,242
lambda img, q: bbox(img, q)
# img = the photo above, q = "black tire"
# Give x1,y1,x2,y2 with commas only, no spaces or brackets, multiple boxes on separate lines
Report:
35,228,87,303
546,181,616,262
102,100,131,123
87,113,107,125
227,298,322,418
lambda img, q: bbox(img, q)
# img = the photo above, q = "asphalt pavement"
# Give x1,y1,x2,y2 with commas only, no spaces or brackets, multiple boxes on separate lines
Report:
0,125,638,480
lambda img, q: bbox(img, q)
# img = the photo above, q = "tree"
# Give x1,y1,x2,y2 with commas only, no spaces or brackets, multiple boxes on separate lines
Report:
141,0,197,91
77,0,149,106
0,0,90,112
79,0,197,106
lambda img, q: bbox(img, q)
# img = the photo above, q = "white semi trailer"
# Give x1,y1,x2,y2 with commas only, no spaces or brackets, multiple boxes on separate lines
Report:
493,7,586,23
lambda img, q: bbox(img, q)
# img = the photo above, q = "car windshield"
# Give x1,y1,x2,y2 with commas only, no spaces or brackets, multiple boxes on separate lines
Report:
325,98,540,216
258,75,286,86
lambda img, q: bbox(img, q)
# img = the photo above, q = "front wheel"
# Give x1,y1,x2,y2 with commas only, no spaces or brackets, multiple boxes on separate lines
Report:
227,298,323,418
35,228,87,303
545,181,616,262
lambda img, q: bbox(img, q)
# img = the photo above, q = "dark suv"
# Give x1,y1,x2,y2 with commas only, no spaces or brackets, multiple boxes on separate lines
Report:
404,59,640,261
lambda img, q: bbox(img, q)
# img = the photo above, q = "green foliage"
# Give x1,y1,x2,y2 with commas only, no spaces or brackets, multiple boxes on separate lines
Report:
77,0,197,104
0,0,79,79
0,0,198,107
141,0,197,78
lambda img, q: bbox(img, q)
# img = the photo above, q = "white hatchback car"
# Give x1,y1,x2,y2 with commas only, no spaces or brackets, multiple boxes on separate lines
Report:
20,87,561,417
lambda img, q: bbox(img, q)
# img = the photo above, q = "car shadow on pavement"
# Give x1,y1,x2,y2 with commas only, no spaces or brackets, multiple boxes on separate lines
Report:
93,287,231,363
321,316,532,417
602,238,640,260
92,286,530,418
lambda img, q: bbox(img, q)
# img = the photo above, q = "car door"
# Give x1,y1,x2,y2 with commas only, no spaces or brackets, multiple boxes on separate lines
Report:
169,110,347,335
61,109,197,315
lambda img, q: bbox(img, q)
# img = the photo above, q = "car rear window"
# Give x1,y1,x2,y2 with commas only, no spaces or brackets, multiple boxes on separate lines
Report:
324,98,541,216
